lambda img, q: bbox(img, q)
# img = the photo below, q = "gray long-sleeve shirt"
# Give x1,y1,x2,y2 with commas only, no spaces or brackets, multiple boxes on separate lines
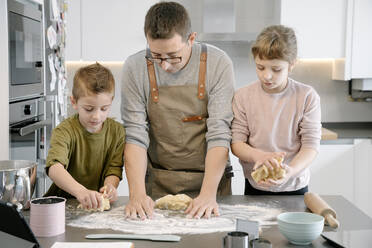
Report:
121,42,235,150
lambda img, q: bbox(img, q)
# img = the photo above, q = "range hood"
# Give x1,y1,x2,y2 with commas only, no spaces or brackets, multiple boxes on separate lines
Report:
193,0,280,43
197,32,257,42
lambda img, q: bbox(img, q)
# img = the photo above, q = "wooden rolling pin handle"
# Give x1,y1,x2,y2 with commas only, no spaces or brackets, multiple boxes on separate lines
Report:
325,213,339,229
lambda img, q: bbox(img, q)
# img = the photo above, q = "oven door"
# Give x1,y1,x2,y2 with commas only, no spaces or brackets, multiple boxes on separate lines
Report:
8,0,44,101
9,97,52,197
10,118,50,161
10,118,51,198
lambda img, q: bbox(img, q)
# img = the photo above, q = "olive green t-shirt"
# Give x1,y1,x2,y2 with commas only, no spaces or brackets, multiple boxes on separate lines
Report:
44,114,125,199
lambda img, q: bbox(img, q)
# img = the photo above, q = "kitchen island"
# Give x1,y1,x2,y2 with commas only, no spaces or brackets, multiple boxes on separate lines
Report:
33,195,372,248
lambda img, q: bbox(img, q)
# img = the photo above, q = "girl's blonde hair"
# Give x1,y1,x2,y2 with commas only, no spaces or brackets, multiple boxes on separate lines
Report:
251,25,297,63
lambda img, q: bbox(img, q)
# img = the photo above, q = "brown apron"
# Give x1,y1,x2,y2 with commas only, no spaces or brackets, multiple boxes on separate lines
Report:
145,44,232,199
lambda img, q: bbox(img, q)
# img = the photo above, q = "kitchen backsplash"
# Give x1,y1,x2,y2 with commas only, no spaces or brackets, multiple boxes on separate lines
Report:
290,59,372,123
66,56,372,124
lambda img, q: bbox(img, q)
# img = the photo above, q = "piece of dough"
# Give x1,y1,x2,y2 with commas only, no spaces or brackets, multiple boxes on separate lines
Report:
155,194,192,211
77,187,111,212
77,194,110,212
251,157,286,183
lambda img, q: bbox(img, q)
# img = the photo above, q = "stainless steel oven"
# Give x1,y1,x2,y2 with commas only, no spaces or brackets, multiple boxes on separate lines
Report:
8,0,44,101
9,97,51,197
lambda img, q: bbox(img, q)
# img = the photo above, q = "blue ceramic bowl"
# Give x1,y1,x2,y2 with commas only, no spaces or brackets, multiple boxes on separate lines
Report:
277,212,324,245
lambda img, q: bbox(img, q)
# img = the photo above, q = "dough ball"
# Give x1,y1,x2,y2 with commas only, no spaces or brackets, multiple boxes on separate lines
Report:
251,157,286,183
155,194,192,211
251,165,269,183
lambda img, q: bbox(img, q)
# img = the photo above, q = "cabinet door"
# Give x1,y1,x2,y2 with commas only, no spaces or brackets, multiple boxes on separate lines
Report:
66,0,156,61
280,0,347,59
117,170,129,196
309,143,354,202
350,0,372,78
230,152,245,195
354,139,372,218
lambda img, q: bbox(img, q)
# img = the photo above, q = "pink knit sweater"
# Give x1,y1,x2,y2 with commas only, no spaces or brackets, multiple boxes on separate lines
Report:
232,78,321,192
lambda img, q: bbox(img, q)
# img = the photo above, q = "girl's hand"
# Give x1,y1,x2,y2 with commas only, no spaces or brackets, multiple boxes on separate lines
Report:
258,164,293,188
253,151,286,171
75,188,102,210
100,184,118,203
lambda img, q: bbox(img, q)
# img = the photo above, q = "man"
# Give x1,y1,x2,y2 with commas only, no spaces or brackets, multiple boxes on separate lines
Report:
121,1,234,220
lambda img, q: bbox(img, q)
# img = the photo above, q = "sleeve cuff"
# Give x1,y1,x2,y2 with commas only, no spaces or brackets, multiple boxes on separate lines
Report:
105,167,123,181
207,140,230,151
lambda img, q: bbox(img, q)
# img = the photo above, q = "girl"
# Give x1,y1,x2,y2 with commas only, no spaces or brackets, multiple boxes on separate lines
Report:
231,25,321,195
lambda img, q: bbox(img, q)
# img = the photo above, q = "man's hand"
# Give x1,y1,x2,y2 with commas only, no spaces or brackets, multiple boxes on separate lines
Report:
185,194,219,219
75,188,102,210
124,194,155,220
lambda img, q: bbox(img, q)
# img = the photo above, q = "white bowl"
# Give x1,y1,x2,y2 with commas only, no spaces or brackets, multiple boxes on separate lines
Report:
277,212,324,245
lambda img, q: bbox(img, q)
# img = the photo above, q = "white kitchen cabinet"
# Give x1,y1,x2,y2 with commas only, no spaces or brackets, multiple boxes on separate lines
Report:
66,0,350,61
348,0,372,78
230,152,245,195
66,0,156,61
280,0,347,59
333,0,372,80
309,142,355,202
117,170,129,196
309,139,372,218
353,139,372,218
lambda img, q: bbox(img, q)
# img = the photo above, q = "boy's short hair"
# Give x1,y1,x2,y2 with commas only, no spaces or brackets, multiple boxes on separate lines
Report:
144,1,191,41
72,62,115,101
251,25,297,63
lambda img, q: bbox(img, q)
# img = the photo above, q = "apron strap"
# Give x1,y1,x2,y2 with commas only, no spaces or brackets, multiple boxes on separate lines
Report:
198,43,207,100
146,49,159,103
146,43,207,102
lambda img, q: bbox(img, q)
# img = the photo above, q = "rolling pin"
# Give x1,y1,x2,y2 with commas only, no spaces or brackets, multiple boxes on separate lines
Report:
304,192,339,228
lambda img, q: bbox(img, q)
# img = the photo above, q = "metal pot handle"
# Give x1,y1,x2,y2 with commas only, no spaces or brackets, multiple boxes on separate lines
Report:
15,169,31,210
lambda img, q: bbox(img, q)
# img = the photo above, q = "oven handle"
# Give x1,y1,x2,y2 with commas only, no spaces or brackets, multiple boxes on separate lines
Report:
16,119,52,136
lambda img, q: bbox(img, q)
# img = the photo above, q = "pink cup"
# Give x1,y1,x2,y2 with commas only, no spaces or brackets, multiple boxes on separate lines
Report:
30,196,66,237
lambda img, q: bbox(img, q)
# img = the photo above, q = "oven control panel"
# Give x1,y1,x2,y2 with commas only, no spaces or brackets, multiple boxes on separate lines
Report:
9,98,44,125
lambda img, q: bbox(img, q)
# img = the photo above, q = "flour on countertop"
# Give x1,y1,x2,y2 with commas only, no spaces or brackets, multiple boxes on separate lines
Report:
66,202,282,235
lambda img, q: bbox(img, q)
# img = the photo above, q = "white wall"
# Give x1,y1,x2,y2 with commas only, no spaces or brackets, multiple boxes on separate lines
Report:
291,59,372,122
207,42,372,122
0,1,9,160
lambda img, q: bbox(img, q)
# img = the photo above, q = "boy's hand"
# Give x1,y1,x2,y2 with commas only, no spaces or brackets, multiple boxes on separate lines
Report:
75,188,102,210
253,151,286,171
100,184,117,203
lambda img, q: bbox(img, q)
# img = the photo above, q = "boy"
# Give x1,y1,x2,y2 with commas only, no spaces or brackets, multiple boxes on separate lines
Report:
45,63,125,209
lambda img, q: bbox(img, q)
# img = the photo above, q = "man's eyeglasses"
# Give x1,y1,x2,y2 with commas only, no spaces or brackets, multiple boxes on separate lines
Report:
145,56,182,64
